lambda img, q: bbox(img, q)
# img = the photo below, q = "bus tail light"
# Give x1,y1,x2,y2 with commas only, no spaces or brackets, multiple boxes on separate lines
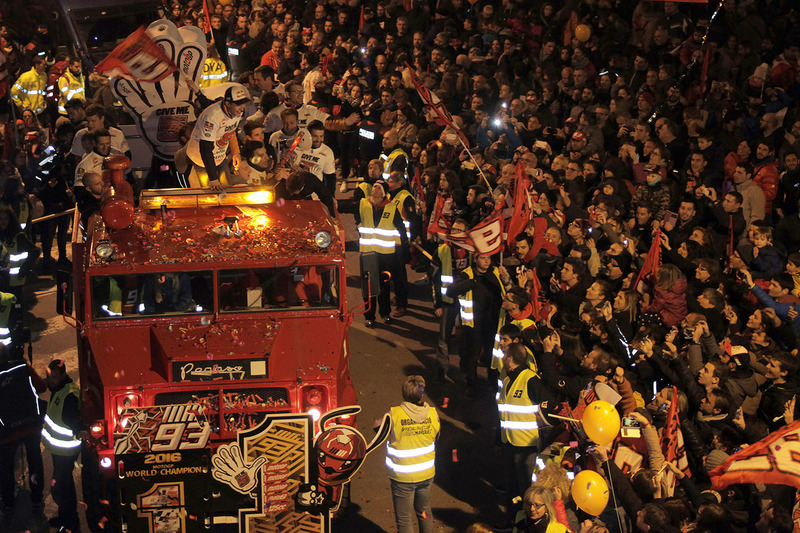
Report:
302,386,326,421
90,421,106,439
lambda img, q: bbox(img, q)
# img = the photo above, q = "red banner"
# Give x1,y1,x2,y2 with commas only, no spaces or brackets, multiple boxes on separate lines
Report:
633,229,661,292
201,0,213,35
506,161,531,250
95,27,178,83
710,420,800,490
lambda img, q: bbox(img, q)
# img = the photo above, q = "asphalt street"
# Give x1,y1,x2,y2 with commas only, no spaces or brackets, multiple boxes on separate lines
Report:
6,206,507,533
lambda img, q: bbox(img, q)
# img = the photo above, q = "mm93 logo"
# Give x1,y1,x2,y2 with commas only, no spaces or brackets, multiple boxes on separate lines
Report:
114,405,211,454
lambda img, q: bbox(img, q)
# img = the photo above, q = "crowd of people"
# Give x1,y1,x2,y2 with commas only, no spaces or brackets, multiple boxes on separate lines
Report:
2,0,800,532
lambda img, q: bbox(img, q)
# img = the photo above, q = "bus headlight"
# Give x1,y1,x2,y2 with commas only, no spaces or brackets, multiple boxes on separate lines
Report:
314,231,332,249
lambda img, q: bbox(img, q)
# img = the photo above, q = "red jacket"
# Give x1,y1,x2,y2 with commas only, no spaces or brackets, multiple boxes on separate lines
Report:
645,276,688,328
752,160,780,214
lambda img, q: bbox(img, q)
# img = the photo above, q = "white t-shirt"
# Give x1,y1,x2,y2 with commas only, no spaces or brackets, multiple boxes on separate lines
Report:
294,143,335,181
186,101,243,167
74,151,105,187
71,126,129,158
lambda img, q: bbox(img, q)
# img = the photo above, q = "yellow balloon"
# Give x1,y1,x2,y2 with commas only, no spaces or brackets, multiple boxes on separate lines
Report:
582,400,621,445
575,24,592,43
571,470,609,516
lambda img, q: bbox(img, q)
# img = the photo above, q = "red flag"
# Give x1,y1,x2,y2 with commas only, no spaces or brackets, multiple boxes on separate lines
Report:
710,419,800,490
95,27,178,83
468,215,503,255
530,267,542,320
699,46,712,94
427,195,450,237
201,0,213,35
321,54,332,77
405,62,469,146
358,5,365,32
412,167,424,201
660,387,691,493
506,161,532,249
633,229,662,292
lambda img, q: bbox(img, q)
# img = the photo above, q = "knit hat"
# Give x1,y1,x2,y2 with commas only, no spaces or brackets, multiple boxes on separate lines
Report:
704,449,729,471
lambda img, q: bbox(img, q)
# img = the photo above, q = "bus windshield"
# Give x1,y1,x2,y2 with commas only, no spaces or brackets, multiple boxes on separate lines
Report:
219,265,339,313
91,271,214,320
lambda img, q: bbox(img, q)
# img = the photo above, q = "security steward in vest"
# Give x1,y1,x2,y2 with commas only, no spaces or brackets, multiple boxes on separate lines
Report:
385,375,439,533
385,171,419,318
491,287,537,375
498,343,555,526
380,129,408,180
0,206,39,312
431,218,470,382
10,56,48,119
0,346,46,519
356,180,408,327
446,253,505,396
42,359,82,533
56,58,85,116
199,44,229,89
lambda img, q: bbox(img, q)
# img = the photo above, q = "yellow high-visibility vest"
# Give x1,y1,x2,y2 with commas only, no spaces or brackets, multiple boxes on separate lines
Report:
42,382,82,455
57,70,85,114
385,405,439,483
457,266,505,328
10,67,47,114
381,147,408,179
358,198,401,254
199,58,229,88
498,368,540,447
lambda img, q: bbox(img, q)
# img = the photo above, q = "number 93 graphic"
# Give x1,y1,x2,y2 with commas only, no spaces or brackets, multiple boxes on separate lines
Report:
211,442,267,494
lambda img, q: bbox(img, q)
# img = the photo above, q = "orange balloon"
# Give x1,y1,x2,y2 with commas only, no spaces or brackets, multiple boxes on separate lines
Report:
575,24,592,43
571,470,609,516
582,400,621,445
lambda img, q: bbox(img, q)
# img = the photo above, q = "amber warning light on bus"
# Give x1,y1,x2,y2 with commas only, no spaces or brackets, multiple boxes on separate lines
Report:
139,186,275,210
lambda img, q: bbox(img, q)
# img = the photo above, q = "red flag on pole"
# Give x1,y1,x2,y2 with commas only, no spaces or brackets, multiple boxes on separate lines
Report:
95,27,178,83
405,62,469,146
358,5,365,33
412,167,424,201
506,161,532,249
710,419,800,490
201,0,213,35
530,267,542,320
467,215,504,255
659,386,691,494
633,230,662,292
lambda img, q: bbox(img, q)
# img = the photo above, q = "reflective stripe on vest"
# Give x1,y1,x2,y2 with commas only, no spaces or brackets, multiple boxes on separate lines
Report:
0,292,16,346
382,147,408,179
438,244,454,304
491,316,536,371
358,198,400,254
390,189,413,239
6,236,29,287
42,382,81,455
499,368,540,447
386,405,439,483
459,267,504,328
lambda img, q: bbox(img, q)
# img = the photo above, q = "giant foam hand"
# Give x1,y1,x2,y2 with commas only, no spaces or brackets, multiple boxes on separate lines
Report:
110,20,206,160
